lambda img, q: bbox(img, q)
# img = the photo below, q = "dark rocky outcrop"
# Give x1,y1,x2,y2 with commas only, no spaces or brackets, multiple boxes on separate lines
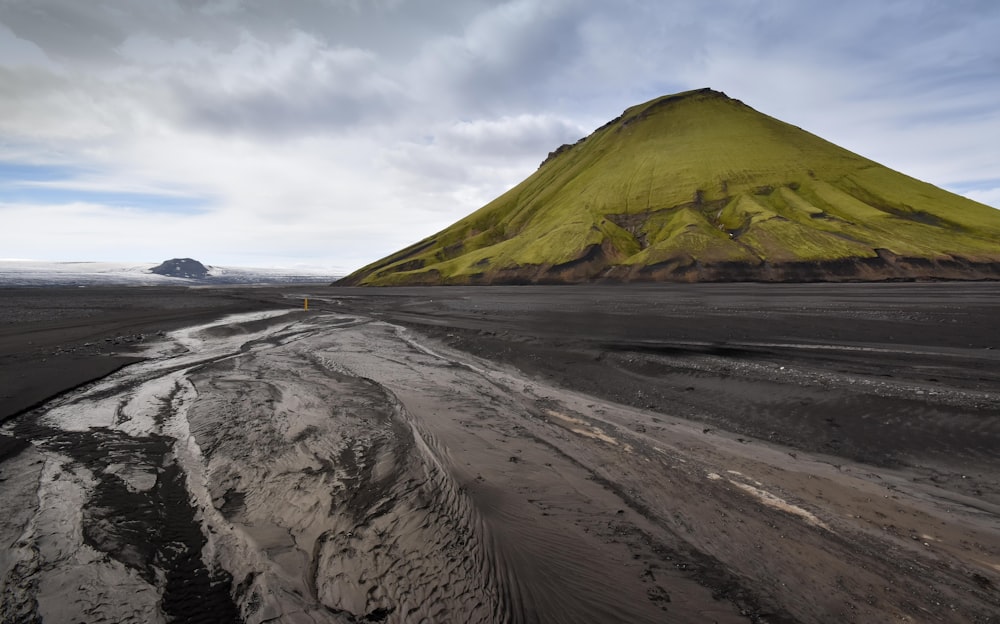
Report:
150,258,210,279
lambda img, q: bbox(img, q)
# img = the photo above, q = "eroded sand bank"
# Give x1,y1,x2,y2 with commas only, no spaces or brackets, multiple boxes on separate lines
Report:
2,289,999,622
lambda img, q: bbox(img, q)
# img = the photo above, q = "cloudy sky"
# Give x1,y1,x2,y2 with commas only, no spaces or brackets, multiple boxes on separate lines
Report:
1,0,998,273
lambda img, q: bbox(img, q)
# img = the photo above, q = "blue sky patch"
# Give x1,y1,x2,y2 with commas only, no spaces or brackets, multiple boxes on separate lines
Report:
0,162,210,214
946,178,1000,195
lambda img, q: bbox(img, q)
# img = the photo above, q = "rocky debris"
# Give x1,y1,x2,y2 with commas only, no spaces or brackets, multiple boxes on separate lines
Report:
104,333,146,345
48,333,153,358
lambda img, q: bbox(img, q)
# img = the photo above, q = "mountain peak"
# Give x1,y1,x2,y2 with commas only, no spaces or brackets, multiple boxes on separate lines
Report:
617,88,739,125
340,90,1000,286
628,86,731,109
541,88,734,169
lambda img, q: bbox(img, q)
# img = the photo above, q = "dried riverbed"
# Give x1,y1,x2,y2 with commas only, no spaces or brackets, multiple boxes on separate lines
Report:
2,284,999,623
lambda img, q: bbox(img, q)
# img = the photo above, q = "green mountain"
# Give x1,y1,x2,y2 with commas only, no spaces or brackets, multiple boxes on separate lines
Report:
339,88,1000,285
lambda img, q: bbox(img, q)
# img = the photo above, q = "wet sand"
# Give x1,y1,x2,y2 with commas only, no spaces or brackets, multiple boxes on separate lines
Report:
1,283,998,623
0,286,296,422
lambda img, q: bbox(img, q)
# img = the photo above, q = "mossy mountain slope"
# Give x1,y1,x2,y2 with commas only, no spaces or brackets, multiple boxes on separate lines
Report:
340,89,1000,285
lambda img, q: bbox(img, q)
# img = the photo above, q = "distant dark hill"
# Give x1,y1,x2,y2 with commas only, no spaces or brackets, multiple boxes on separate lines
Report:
150,258,210,279
339,88,1000,286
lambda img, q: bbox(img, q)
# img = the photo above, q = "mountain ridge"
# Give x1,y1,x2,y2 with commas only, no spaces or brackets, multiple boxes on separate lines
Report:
339,88,1000,285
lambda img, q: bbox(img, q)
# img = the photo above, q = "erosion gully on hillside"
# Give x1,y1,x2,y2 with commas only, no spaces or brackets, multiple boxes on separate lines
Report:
1,283,999,623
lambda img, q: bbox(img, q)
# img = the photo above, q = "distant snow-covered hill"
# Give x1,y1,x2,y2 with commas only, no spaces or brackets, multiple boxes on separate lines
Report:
0,260,337,286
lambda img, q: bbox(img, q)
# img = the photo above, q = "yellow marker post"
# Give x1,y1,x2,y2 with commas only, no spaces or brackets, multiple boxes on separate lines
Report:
304,298,309,311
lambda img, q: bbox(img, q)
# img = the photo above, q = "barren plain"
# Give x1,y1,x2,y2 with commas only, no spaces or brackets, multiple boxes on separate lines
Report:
1,283,998,623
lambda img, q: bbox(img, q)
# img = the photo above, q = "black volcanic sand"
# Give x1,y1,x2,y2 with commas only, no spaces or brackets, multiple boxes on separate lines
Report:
1,282,999,623
0,286,296,424
321,283,1000,621
330,283,1000,478
0,286,301,623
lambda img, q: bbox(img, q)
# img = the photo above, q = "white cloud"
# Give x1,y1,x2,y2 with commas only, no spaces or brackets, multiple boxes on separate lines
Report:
437,114,586,156
0,0,997,271
0,20,56,68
